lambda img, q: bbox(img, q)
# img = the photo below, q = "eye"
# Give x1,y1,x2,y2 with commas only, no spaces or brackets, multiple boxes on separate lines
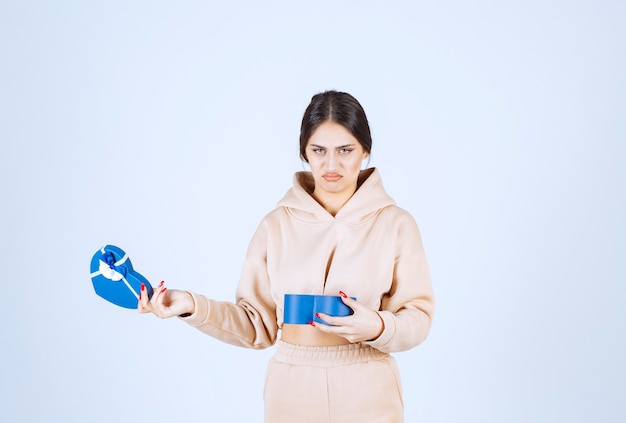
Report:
338,148,353,154
311,147,325,154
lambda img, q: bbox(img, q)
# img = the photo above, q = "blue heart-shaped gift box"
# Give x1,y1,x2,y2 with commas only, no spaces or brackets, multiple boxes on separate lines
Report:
90,245,152,309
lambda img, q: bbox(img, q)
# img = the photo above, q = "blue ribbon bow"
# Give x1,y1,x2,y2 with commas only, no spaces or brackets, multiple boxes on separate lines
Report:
100,251,127,278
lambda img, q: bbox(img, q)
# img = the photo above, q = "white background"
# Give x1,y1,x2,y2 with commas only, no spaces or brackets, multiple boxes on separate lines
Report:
1,1,625,421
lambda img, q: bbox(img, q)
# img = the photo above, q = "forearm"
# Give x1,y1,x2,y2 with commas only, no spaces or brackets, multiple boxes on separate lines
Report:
364,306,432,353
179,291,278,349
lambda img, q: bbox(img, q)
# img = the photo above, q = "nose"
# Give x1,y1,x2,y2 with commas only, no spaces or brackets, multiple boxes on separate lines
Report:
327,151,337,170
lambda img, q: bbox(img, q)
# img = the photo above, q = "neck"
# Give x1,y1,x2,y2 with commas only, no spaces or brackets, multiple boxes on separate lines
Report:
312,187,356,216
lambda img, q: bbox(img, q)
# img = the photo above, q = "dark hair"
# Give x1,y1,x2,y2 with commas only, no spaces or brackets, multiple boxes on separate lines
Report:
299,90,372,162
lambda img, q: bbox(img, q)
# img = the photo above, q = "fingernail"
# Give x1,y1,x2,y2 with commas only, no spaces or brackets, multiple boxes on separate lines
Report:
309,321,316,327
159,280,164,288
139,292,142,300
161,287,167,293
141,283,145,291
339,290,347,298
315,313,320,318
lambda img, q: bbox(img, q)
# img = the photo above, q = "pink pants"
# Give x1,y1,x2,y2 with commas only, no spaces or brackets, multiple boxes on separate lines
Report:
264,340,404,423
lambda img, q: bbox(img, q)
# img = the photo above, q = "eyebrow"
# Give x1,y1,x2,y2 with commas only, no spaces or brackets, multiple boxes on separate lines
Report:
309,144,356,149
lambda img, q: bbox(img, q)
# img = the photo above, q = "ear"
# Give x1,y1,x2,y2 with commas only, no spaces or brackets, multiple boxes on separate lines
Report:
362,151,369,160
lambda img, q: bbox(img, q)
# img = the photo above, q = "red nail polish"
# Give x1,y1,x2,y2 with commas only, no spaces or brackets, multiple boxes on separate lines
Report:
159,280,164,288
309,321,316,327
161,287,167,293
141,283,145,291
339,290,347,298
139,292,142,301
315,313,320,318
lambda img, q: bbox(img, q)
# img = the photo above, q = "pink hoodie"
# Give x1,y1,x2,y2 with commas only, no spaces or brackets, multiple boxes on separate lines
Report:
181,168,434,353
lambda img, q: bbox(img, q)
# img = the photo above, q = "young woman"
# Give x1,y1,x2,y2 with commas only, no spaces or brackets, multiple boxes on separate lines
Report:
138,90,435,422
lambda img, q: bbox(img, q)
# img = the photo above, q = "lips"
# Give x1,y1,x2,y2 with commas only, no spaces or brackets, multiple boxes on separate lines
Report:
323,173,342,182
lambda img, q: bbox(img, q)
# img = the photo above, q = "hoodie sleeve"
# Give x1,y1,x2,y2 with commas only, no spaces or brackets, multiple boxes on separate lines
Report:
364,211,435,353
179,219,278,349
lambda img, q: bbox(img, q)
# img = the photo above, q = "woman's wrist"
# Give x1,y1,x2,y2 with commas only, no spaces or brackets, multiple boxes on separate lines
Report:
369,312,385,341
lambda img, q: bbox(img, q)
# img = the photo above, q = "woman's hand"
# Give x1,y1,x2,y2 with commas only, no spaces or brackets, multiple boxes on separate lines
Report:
137,281,195,318
313,291,384,343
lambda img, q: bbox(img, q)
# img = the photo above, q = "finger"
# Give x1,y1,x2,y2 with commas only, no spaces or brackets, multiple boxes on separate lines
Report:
313,314,354,337
150,281,165,303
338,290,362,311
137,282,151,313
315,312,344,327
311,318,338,334
339,291,369,315
314,319,360,343
148,280,163,303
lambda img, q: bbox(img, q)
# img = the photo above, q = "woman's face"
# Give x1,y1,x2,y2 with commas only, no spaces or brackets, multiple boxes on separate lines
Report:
305,121,368,202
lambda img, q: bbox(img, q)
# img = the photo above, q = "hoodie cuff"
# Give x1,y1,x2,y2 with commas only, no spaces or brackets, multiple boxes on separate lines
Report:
177,291,209,326
363,310,396,350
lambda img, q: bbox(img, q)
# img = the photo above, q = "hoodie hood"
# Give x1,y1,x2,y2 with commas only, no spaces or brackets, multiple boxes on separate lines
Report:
276,167,395,224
